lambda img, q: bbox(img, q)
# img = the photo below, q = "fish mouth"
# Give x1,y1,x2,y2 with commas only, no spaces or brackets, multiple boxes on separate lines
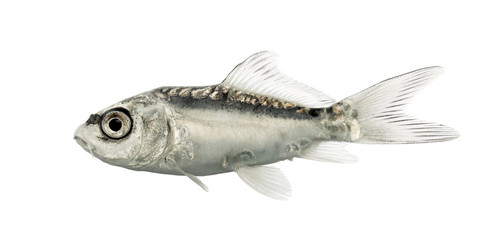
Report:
74,136,96,158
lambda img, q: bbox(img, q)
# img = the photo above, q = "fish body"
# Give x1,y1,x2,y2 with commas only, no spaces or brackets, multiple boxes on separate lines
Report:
74,51,459,199
153,85,327,176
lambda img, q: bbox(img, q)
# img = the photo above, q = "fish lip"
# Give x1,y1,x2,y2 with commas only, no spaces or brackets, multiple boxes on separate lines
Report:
74,124,95,157
74,125,90,151
74,135,100,160
74,135,90,152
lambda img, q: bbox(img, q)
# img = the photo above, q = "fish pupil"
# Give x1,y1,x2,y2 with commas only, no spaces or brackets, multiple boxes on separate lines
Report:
109,118,122,131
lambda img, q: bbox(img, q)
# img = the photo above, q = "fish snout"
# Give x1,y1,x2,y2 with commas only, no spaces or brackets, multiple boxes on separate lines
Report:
74,125,92,154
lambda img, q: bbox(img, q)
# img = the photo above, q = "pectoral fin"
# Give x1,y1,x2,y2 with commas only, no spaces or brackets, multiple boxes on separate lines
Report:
166,159,209,192
177,167,209,192
235,165,292,200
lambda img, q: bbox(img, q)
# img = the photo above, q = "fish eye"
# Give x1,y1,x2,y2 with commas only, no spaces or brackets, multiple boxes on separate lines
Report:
101,109,132,139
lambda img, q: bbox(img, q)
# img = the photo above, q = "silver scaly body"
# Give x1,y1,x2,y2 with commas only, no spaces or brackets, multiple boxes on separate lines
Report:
151,85,330,176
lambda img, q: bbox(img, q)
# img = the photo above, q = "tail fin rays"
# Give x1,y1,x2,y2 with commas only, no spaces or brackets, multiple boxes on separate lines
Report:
344,66,459,144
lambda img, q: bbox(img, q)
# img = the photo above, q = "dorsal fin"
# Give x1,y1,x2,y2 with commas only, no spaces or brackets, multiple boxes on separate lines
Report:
221,51,335,108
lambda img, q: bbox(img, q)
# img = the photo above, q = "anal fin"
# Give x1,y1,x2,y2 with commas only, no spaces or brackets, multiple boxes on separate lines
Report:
235,165,292,200
299,142,358,163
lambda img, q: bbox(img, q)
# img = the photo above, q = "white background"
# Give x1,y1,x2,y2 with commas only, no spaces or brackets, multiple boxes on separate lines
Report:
1,1,495,239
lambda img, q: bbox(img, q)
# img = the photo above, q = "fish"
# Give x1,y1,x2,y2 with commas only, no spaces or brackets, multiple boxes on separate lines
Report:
74,51,459,200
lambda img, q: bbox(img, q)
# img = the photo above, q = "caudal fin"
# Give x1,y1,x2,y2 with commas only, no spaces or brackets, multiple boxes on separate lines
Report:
343,66,459,144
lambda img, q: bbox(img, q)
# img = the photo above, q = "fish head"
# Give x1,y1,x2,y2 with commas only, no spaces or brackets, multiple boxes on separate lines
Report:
74,92,169,169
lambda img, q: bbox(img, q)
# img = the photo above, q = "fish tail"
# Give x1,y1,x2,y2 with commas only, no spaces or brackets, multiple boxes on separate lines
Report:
334,66,459,144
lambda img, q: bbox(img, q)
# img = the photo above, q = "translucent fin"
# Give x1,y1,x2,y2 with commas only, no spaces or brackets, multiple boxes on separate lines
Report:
221,51,335,108
178,168,209,192
344,66,459,144
235,165,292,200
166,159,209,192
300,142,358,163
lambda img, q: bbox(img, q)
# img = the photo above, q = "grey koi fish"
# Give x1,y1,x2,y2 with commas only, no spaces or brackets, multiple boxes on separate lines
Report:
74,51,459,199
